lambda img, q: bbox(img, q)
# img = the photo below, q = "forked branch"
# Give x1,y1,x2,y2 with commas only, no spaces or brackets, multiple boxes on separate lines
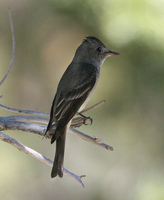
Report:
0,100,113,187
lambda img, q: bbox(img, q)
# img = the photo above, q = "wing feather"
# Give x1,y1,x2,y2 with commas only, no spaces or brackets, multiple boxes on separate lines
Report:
55,65,97,124
46,63,98,133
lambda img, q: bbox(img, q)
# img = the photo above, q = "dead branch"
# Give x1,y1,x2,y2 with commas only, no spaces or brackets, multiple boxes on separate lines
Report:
0,103,49,116
79,100,105,114
0,131,85,187
69,128,113,151
0,9,15,86
0,101,113,188
0,103,113,150
0,100,105,117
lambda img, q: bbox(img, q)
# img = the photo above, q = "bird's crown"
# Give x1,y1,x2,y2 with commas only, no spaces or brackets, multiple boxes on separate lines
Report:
83,36,106,48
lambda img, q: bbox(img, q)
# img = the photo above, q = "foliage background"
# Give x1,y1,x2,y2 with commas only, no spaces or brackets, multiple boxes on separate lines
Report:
0,0,164,200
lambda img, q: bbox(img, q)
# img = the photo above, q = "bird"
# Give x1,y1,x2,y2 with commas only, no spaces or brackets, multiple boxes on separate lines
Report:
45,36,119,178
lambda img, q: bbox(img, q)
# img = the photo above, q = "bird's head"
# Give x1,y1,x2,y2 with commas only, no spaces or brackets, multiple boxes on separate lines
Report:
74,36,119,66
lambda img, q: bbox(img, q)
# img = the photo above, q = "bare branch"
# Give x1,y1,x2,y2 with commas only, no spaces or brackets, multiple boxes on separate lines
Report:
0,9,15,86
4,115,48,124
79,100,106,114
0,115,113,150
0,100,104,117
69,128,113,151
0,103,49,116
0,131,85,187
0,117,45,136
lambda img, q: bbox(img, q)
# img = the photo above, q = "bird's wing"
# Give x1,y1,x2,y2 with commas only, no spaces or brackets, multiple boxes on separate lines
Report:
45,64,97,134
55,65,97,124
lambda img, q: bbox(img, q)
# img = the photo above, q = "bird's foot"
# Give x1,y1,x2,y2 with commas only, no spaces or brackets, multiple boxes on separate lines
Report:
78,113,93,125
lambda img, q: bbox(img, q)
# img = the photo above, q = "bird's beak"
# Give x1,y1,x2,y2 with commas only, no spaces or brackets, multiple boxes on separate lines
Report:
106,50,119,56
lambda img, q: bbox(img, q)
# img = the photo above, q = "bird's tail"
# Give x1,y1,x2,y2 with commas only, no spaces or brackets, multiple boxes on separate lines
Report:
51,126,66,178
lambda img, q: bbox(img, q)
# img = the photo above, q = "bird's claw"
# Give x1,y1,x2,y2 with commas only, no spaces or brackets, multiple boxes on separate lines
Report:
84,116,93,125
78,113,93,125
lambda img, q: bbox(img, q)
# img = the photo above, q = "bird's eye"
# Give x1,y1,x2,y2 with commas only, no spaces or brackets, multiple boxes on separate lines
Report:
96,47,102,52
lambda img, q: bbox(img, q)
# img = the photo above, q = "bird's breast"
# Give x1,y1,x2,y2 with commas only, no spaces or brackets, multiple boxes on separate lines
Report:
78,72,100,112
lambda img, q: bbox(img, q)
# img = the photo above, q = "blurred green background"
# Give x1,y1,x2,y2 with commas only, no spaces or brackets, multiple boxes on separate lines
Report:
0,0,164,200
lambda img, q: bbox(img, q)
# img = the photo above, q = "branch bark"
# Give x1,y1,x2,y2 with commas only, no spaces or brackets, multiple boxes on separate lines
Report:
0,101,113,187
0,131,85,187
0,102,113,151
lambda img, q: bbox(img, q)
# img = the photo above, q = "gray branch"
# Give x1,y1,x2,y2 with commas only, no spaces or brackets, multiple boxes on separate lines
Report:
0,102,113,150
0,131,85,187
0,9,15,86
0,103,49,116
0,101,113,187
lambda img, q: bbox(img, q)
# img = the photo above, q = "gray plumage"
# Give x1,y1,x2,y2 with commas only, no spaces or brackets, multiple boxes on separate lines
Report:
45,36,119,178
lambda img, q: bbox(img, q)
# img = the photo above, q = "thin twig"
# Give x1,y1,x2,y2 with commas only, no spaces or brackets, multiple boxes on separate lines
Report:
0,103,49,116
69,128,113,151
0,131,85,187
0,100,105,117
79,100,106,114
4,115,49,124
0,9,15,86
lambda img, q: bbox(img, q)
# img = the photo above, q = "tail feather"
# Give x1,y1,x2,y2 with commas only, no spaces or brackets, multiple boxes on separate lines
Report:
51,120,67,144
51,126,63,144
51,127,66,178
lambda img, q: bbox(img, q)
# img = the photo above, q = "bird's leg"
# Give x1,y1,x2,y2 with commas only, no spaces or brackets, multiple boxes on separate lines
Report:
78,113,93,125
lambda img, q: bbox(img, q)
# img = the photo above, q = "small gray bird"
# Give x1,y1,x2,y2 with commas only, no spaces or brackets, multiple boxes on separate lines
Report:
45,36,119,178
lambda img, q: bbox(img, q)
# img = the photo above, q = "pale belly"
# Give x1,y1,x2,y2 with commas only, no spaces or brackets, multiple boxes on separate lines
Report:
78,75,99,112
